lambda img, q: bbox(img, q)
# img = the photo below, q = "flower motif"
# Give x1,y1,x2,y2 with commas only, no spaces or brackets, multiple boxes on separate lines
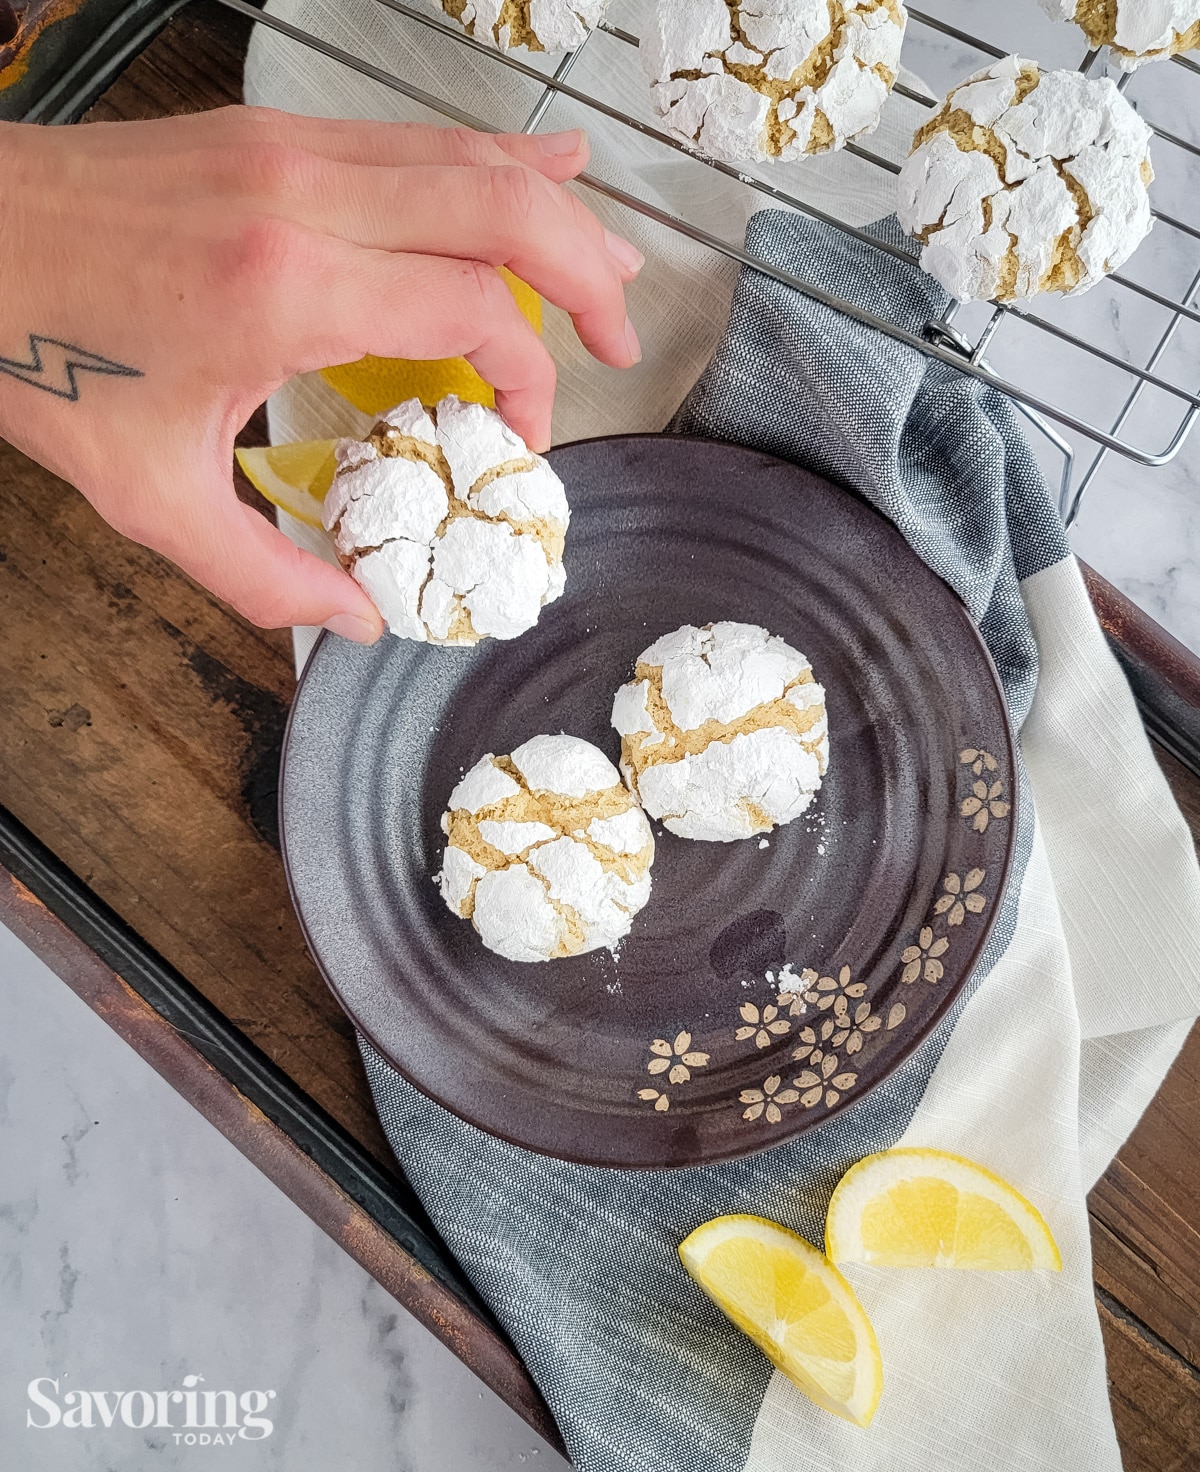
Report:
774,981,813,1019
934,869,988,926
792,1052,859,1109
901,926,950,984
886,1002,907,1029
791,998,877,1061
739,1073,800,1124
646,1031,710,1085
798,965,874,1055
636,1087,671,1112
835,1000,883,1055
960,747,998,778
800,964,867,1014
735,1002,791,1049
961,778,1010,833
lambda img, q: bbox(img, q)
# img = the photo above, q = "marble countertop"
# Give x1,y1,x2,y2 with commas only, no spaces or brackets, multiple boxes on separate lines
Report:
1070,438,1199,656
0,921,569,1471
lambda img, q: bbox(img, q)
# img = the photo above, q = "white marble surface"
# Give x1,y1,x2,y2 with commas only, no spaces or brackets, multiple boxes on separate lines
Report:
1069,437,1200,652
0,921,569,1470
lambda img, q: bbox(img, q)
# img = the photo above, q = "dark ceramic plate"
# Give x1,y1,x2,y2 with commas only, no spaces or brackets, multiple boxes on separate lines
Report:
280,436,1016,1169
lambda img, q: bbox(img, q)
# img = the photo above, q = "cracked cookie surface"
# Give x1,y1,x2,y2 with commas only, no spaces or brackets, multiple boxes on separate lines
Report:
437,0,606,51
642,0,907,164
896,54,1153,303
437,734,655,962
323,394,568,645
1038,0,1200,71
612,621,829,842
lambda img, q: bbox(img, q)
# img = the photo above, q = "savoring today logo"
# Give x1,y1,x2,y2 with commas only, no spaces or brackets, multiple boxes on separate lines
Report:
27,1374,276,1445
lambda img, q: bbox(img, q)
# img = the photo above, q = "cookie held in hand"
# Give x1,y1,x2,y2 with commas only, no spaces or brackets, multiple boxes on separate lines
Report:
323,395,568,645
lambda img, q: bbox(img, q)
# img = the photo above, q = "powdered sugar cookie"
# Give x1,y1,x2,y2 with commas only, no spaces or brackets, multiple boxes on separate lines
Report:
437,735,654,962
642,0,907,164
897,55,1153,302
612,621,829,842
436,0,605,52
1038,0,1200,70
323,395,568,644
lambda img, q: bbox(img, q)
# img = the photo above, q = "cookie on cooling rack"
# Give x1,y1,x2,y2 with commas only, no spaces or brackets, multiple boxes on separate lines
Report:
896,55,1153,303
642,0,907,165
435,0,606,52
1037,0,1200,71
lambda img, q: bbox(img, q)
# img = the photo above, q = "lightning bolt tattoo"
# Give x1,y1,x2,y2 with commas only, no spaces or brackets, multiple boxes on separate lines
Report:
0,334,142,401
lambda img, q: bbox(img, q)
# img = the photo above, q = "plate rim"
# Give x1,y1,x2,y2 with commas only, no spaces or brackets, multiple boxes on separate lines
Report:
279,432,1019,1170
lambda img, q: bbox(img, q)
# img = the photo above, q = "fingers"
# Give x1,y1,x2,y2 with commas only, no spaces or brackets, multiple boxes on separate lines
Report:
102,106,643,382
284,117,593,186
287,245,558,448
130,485,384,638
224,502,383,637
96,107,591,184
280,162,641,367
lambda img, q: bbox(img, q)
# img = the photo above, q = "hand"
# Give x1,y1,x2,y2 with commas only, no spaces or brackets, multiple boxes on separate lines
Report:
0,108,643,641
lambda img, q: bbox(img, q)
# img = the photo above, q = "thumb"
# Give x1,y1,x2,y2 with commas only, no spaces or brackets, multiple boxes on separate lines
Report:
155,489,384,641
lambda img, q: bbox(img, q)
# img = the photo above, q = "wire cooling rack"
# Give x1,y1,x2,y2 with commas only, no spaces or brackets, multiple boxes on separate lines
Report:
208,0,1200,523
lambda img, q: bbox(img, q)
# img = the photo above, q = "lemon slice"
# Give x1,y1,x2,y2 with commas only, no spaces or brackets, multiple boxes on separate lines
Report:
825,1149,1062,1272
235,439,338,529
320,267,542,416
679,1215,883,1428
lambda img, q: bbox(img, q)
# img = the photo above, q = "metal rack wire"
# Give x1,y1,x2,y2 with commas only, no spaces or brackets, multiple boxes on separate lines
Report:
209,0,1200,524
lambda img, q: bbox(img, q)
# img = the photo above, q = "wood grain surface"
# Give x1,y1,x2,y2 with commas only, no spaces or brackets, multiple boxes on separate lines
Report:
0,5,1195,1464
0,430,396,1164
84,0,250,120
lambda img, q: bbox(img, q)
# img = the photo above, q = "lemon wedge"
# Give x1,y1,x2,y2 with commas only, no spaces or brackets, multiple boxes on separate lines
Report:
235,439,338,529
320,267,542,415
825,1148,1061,1272
679,1215,883,1427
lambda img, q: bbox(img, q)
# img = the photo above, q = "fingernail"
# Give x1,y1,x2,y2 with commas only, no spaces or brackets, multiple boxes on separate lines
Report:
323,612,380,645
624,316,642,365
538,128,586,156
604,228,645,275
